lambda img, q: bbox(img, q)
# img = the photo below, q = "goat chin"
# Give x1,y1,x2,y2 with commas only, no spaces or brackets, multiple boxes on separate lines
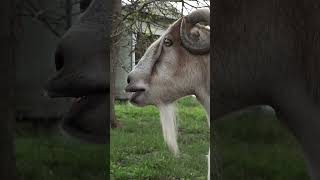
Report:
158,103,179,155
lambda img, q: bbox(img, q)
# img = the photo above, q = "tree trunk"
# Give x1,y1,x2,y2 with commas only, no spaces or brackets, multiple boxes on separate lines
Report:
110,0,121,128
0,0,19,179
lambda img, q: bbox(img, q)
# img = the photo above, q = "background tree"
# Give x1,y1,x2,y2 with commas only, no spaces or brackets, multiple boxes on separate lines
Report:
17,0,84,37
117,0,209,72
111,0,122,128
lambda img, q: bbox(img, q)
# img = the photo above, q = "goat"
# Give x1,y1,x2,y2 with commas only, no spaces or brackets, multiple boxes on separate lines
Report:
125,8,210,179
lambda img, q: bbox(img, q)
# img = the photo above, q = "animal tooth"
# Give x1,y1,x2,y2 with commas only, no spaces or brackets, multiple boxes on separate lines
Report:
75,97,82,103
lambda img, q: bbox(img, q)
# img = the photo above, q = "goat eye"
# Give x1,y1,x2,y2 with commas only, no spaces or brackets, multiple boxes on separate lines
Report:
164,38,173,47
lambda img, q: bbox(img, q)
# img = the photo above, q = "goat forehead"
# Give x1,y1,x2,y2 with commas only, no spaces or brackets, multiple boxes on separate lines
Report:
135,38,162,69
141,25,178,59
145,38,161,57
133,18,182,73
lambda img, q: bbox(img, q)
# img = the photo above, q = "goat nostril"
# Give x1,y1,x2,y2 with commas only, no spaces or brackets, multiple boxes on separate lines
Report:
55,49,64,71
127,76,131,84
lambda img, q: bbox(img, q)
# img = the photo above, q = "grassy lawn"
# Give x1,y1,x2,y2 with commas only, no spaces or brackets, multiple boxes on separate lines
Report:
111,96,209,179
213,109,309,180
112,96,310,179
15,123,107,180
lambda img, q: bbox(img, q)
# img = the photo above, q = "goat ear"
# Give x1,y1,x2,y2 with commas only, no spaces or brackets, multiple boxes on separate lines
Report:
191,24,210,42
180,16,210,54
190,28,201,40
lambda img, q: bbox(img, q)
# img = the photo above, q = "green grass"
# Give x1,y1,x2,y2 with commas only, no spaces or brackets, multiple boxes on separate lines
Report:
111,96,209,179
15,123,107,180
213,109,309,180
112,97,310,180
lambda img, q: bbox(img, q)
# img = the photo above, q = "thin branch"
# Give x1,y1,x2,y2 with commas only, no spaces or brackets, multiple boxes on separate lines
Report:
23,0,62,37
122,0,157,22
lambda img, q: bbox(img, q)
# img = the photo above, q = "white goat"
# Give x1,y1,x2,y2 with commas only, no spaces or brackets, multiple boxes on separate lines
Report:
125,8,210,179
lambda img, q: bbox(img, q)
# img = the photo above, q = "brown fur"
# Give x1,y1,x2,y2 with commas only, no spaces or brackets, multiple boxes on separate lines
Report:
214,1,320,179
300,3,320,102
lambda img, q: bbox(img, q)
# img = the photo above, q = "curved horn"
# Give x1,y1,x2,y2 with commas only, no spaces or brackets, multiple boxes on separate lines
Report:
180,8,210,55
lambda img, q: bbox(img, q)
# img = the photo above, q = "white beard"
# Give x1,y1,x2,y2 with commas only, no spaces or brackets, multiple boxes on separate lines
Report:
158,103,179,155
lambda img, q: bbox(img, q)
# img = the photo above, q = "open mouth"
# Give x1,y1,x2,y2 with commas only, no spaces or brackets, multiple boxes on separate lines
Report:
129,91,143,101
126,88,145,105
72,96,85,103
44,87,108,144
61,94,108,144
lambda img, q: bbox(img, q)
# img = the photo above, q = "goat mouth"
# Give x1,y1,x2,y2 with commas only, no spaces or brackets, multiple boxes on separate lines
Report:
44,90,108,144
61,94,107,144
128,91,145,105
125,86,145,99
71,96,88,103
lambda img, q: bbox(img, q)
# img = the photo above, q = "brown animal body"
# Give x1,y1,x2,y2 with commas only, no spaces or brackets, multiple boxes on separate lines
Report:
213,1,320,179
